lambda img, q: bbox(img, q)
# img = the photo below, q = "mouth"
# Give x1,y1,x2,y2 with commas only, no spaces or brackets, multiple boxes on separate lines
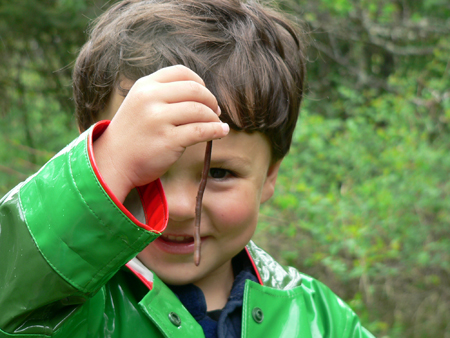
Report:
161,234,195,244
153,233,205,255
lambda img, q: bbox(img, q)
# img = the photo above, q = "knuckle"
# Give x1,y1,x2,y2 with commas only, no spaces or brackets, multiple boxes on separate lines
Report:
134,76,145,85
190,101,203,114
132,87,149,105
173,64,189,73
194,125,207,139
132,86,145,99
133,77,147,90
187,80,202,95
172,65,194,79
170,65,205,87
130,82,159,104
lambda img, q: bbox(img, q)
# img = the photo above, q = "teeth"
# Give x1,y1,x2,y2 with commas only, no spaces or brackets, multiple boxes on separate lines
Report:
164,235,192,242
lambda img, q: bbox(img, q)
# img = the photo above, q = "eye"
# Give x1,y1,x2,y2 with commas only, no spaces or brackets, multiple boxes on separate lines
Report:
209,168,233,180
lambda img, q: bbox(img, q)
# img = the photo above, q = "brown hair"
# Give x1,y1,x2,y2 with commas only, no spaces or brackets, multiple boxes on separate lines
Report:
73,0,306,160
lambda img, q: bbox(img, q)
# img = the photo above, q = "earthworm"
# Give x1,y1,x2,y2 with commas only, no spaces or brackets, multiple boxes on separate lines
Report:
194,140,212,266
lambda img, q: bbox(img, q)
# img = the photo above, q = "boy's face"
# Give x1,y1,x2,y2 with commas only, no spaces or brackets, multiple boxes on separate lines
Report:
101,83,280,288
137,129,280,287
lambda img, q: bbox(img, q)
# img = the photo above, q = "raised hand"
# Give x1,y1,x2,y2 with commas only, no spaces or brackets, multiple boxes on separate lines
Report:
93,65,229,202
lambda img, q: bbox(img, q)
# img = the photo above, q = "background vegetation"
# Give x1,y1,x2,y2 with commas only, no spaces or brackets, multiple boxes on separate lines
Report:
1,0,449,337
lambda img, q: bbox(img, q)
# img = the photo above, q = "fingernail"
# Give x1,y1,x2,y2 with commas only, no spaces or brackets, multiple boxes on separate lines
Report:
217,106,221,116
222,123,230,134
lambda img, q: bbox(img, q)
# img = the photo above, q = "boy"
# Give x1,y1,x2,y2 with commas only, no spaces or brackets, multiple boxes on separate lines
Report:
0,0,374,337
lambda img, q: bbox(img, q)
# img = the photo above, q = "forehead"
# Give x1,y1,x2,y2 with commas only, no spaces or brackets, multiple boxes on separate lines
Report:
212,130,270,159
181,130,272,172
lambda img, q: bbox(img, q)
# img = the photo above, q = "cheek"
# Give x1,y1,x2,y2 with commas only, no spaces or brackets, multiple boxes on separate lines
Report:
210,187,260,234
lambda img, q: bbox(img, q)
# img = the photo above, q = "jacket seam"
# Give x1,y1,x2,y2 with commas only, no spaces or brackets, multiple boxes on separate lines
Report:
0,326,52,338
250,288,302,298
17,185,86,293
83,231,148,290
80,138,148,250
68,145,148,290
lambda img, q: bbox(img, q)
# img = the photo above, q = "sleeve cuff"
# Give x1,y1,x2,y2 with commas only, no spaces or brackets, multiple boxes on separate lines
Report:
88,120,168,233
18,123,168,293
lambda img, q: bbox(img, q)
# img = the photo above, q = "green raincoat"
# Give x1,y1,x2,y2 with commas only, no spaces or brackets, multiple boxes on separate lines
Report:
0,124,375,337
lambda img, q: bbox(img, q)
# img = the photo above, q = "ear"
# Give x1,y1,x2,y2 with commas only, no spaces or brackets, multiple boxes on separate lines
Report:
260,160,282,203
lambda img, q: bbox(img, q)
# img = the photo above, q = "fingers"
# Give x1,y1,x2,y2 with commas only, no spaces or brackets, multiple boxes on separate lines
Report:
132,66,220,115
95,65,230,192
165,101,221,126
152,81,220,115
150,65,206,86
175,122,230,148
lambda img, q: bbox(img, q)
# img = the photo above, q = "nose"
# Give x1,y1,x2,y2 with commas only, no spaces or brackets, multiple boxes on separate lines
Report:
161,176,197,222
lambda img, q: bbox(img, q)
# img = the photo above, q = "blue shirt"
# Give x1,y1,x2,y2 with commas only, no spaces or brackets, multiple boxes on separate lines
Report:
168,251,258,338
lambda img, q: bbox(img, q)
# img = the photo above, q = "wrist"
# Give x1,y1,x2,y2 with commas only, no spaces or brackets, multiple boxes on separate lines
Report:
90,121,134,203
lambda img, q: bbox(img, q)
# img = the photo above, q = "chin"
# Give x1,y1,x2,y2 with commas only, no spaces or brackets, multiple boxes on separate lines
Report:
155,268,200,286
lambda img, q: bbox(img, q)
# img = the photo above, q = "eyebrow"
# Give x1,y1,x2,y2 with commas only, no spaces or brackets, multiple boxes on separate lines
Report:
209,156,252,167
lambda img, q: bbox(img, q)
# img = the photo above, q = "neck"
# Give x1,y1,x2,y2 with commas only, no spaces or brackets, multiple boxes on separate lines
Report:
194,260,234,311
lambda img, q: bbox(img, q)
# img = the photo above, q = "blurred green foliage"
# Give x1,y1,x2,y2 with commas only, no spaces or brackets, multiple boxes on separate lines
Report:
1,0,449,337
257,0,450,337
0,0,104,191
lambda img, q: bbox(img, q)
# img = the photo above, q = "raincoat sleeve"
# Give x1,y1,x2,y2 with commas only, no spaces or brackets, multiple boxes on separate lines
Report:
0,121,168,336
